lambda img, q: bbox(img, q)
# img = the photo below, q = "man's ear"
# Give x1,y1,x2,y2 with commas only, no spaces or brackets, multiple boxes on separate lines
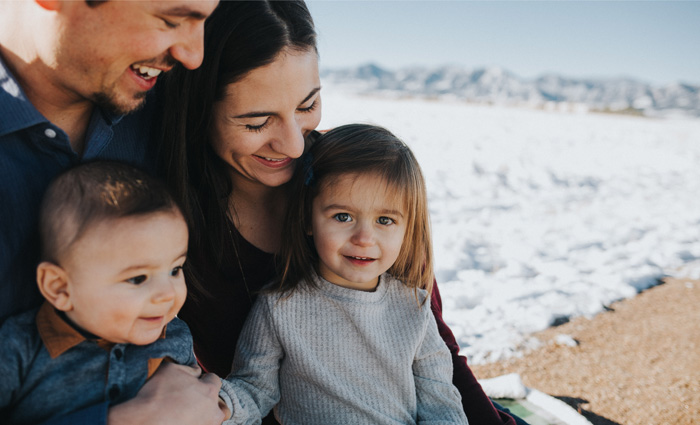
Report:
35,0,61,12
37,261,73,311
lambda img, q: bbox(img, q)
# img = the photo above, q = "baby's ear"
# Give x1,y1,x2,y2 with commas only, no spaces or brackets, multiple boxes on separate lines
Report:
37,262,73,312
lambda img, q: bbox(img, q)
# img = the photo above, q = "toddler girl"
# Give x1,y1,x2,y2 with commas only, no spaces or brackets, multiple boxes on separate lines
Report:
220,124,468,425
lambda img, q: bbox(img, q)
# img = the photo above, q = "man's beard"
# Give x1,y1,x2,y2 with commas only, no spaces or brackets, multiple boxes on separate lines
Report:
93,89,148,117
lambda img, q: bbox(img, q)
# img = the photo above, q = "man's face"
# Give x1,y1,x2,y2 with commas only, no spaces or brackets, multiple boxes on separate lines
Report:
54,0,218,115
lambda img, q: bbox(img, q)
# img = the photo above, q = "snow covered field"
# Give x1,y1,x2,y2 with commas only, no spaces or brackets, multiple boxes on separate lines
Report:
319,89,700,364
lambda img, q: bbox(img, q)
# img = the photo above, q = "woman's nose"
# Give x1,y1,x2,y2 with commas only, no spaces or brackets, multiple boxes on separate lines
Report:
274,119,305,159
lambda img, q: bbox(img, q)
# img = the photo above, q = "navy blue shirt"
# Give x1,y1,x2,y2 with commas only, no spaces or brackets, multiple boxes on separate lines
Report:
1,56,158,425
0,56,156,323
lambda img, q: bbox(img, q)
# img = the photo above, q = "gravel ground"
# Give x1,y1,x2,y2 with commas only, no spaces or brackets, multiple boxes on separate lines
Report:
471,278,699,425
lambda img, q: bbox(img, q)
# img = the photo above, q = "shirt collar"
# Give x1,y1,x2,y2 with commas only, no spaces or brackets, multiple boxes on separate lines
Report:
0,54,125,137
0,54,47,137
36,301,167,358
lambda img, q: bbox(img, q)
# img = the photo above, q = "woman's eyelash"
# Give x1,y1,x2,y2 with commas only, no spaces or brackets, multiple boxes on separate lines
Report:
245,121,268,132
298,100,318,113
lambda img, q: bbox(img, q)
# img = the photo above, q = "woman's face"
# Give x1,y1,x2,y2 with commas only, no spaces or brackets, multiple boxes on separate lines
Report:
210,48,322,188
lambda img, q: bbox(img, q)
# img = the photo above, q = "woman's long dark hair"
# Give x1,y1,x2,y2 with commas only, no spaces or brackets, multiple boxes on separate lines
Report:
156,0,317,298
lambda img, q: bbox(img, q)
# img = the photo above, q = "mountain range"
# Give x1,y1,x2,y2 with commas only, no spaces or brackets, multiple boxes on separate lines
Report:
320,64,700,118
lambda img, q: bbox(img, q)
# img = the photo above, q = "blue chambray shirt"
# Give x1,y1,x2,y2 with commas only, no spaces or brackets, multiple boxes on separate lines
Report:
0,55,157,324
0,304,196,425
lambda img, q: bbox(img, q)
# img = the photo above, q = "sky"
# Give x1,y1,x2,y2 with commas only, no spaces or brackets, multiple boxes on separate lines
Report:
307,1,700,86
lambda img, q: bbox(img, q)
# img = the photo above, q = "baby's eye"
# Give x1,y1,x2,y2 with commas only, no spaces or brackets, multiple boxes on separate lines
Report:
333,213,352,223
170,266,184,277
126,275,147,285
377,216,395,226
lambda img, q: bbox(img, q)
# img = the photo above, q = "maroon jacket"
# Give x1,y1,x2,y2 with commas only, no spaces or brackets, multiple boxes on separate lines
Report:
431,282,516,425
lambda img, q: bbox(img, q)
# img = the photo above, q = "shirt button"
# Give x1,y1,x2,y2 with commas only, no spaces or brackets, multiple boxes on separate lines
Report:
114,348,123,360
109,385,120,399
44,128,57,138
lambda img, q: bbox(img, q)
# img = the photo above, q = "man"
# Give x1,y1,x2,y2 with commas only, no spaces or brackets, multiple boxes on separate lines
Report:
0,1,225,424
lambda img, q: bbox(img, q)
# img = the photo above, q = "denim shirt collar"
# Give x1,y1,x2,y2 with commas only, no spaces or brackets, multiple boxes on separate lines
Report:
35,302,167,359
0,54,124,144
0,55,46,137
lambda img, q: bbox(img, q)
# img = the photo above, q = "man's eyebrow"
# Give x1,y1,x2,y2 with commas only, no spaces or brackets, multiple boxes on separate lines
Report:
161,7,209,20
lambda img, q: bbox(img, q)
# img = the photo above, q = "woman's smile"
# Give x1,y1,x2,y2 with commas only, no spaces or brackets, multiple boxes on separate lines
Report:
210,48,321,189
253,155,294,168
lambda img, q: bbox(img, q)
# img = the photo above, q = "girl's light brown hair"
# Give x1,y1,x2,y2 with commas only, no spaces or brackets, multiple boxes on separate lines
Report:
277,124,434,299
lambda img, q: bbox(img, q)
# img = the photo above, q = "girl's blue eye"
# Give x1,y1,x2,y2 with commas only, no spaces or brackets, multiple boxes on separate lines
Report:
127,275,147,285
333,213,351,222
170,266,184,277
377,216,395,225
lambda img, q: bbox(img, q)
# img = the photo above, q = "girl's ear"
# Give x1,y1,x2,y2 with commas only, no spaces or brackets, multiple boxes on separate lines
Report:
36,261,73,312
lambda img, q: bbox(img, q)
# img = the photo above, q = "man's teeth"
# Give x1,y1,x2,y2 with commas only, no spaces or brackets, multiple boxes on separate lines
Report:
131,64,162,78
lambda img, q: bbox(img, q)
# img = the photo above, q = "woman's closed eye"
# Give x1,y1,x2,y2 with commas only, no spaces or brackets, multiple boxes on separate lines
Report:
245,118,270,132
297,100,318,113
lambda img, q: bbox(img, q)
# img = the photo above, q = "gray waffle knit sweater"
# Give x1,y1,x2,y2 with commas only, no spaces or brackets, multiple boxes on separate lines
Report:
220,273,468,425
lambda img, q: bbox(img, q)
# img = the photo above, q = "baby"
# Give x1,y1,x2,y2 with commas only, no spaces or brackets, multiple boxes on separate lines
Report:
0,161,195,425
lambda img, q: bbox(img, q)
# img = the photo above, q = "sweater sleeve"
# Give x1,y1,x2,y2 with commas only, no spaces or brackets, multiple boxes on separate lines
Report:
430,281,516,425
221,296,283,425
413,307,469,424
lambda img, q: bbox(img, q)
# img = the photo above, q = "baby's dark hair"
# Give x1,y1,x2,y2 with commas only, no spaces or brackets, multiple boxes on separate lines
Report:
277,124,434,297
39,161,183,264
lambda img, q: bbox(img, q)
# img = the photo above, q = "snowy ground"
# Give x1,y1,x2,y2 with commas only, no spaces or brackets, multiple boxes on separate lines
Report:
319,88,700,364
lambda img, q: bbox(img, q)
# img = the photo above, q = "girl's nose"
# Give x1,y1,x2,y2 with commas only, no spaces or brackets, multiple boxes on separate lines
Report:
351,222,375,247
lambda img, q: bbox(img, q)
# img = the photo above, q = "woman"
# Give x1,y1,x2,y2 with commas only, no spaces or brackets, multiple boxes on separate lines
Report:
158,2,519,424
